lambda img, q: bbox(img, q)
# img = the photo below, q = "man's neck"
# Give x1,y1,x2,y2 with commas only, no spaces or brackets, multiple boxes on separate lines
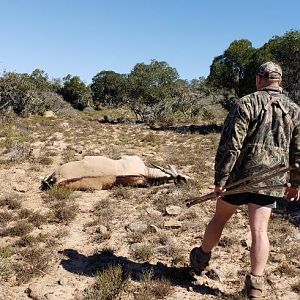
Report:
258,84,282,93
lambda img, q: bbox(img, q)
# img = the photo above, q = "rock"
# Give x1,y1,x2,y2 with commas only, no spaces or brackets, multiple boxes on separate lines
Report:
13,183,28,193
32,148,42,158
43,110,56,118
126,221,148,233
272,253,286,263
93,149,101,155
149,224,159,233
26,283,47,300
240,239,250,249
164,220,182,229
207,268,225,282
290,232,300,240
130,243,143,251
96,225,108,235
165,205,182,216
45,294,59,300
155,245,168,254
58,277,68,286
146,207,162,217
74,145,84,154
280,291,300,300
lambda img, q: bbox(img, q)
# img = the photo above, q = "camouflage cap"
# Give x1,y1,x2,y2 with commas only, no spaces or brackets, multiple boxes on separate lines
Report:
257,62,282,79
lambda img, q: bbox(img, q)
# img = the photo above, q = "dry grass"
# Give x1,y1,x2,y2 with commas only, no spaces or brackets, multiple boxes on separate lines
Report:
0,193,22,210
291,280,300,293
274,261,300,277
36,155,53,165
133,244,154,261
82,265,129,300
0,210,14,226
93,199,115,227
1,221,33,237
47,186,74,201
14,246,53,284
2,111,300,299
27,211,48,227
51,201,79,224
151,278,172,299
93,231,111,243
134,270,172,300
127,232,144,244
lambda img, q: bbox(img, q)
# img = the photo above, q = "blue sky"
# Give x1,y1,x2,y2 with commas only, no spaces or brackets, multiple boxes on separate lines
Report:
1,0,299,83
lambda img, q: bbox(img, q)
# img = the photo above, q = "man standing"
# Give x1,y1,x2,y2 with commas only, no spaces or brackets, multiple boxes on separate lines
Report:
190,62,300,299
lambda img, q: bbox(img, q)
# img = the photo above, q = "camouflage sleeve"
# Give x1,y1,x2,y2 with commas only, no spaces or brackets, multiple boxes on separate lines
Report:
289,120,300,188
214,100,250,186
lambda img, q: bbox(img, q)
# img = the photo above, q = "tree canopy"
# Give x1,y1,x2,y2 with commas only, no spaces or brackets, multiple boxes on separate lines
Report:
60,75,92,110
208,30,300,107
90,71,127,108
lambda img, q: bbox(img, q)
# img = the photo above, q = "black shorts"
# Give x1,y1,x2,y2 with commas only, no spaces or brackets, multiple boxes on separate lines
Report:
222,193,277,209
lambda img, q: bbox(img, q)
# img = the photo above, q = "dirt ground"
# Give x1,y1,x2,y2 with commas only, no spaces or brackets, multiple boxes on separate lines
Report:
0,113,299,300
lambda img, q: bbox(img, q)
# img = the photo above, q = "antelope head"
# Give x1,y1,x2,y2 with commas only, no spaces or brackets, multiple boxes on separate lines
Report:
151,163,190,184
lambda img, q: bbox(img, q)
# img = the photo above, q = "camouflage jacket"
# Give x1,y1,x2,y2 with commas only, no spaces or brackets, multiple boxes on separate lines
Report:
214,86,300,197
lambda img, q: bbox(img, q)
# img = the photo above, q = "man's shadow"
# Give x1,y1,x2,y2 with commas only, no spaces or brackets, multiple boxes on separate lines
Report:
59,248,232,298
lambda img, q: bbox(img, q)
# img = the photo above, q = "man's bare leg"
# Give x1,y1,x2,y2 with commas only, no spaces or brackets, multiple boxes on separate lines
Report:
248,203,272,276
201,198,238,253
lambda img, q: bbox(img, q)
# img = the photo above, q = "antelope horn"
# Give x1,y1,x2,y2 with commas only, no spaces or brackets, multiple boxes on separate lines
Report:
151,163,178,178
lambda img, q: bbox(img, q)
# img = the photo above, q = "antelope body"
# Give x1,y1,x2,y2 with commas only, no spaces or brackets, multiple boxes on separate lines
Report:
41,155,188,190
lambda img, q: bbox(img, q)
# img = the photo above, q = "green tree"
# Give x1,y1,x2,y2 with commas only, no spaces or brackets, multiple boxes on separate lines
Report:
90,71,127,108
60,75,92,110
208,31,300,108
207,39,256,98
0,71,66,116
127,60,181,123
261,30,300,101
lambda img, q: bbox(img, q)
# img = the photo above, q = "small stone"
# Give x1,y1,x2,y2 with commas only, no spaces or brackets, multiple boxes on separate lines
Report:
155,245,168,254
164,220,182,229
43,110,56,118
240,239,250,248
156,261,166,267
207,268,225,282
74,146,84,154
96,225,108,235
272,253,286,262
165,205,182,216
93,149,101,155
146,207,162,217
13,183,28,193
130,243,143,251
188,286,194,292
290,232,300,240
58,277,68,286
280,291,300,300
45,294,59,300
126,221,148,233
26,283,47,300
149,224,159,233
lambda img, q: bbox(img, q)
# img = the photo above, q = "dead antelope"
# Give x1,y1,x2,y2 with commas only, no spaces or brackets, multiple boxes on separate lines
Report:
41,155,189,191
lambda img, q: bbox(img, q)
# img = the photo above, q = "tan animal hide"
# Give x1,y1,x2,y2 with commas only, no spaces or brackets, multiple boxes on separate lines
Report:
41,155,188,190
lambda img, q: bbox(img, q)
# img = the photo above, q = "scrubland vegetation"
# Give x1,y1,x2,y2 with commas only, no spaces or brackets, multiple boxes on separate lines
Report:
0,30,299,299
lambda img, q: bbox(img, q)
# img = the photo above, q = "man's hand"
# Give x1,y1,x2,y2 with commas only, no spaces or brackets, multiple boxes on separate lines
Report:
214,185,226,198
285,187,300,202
